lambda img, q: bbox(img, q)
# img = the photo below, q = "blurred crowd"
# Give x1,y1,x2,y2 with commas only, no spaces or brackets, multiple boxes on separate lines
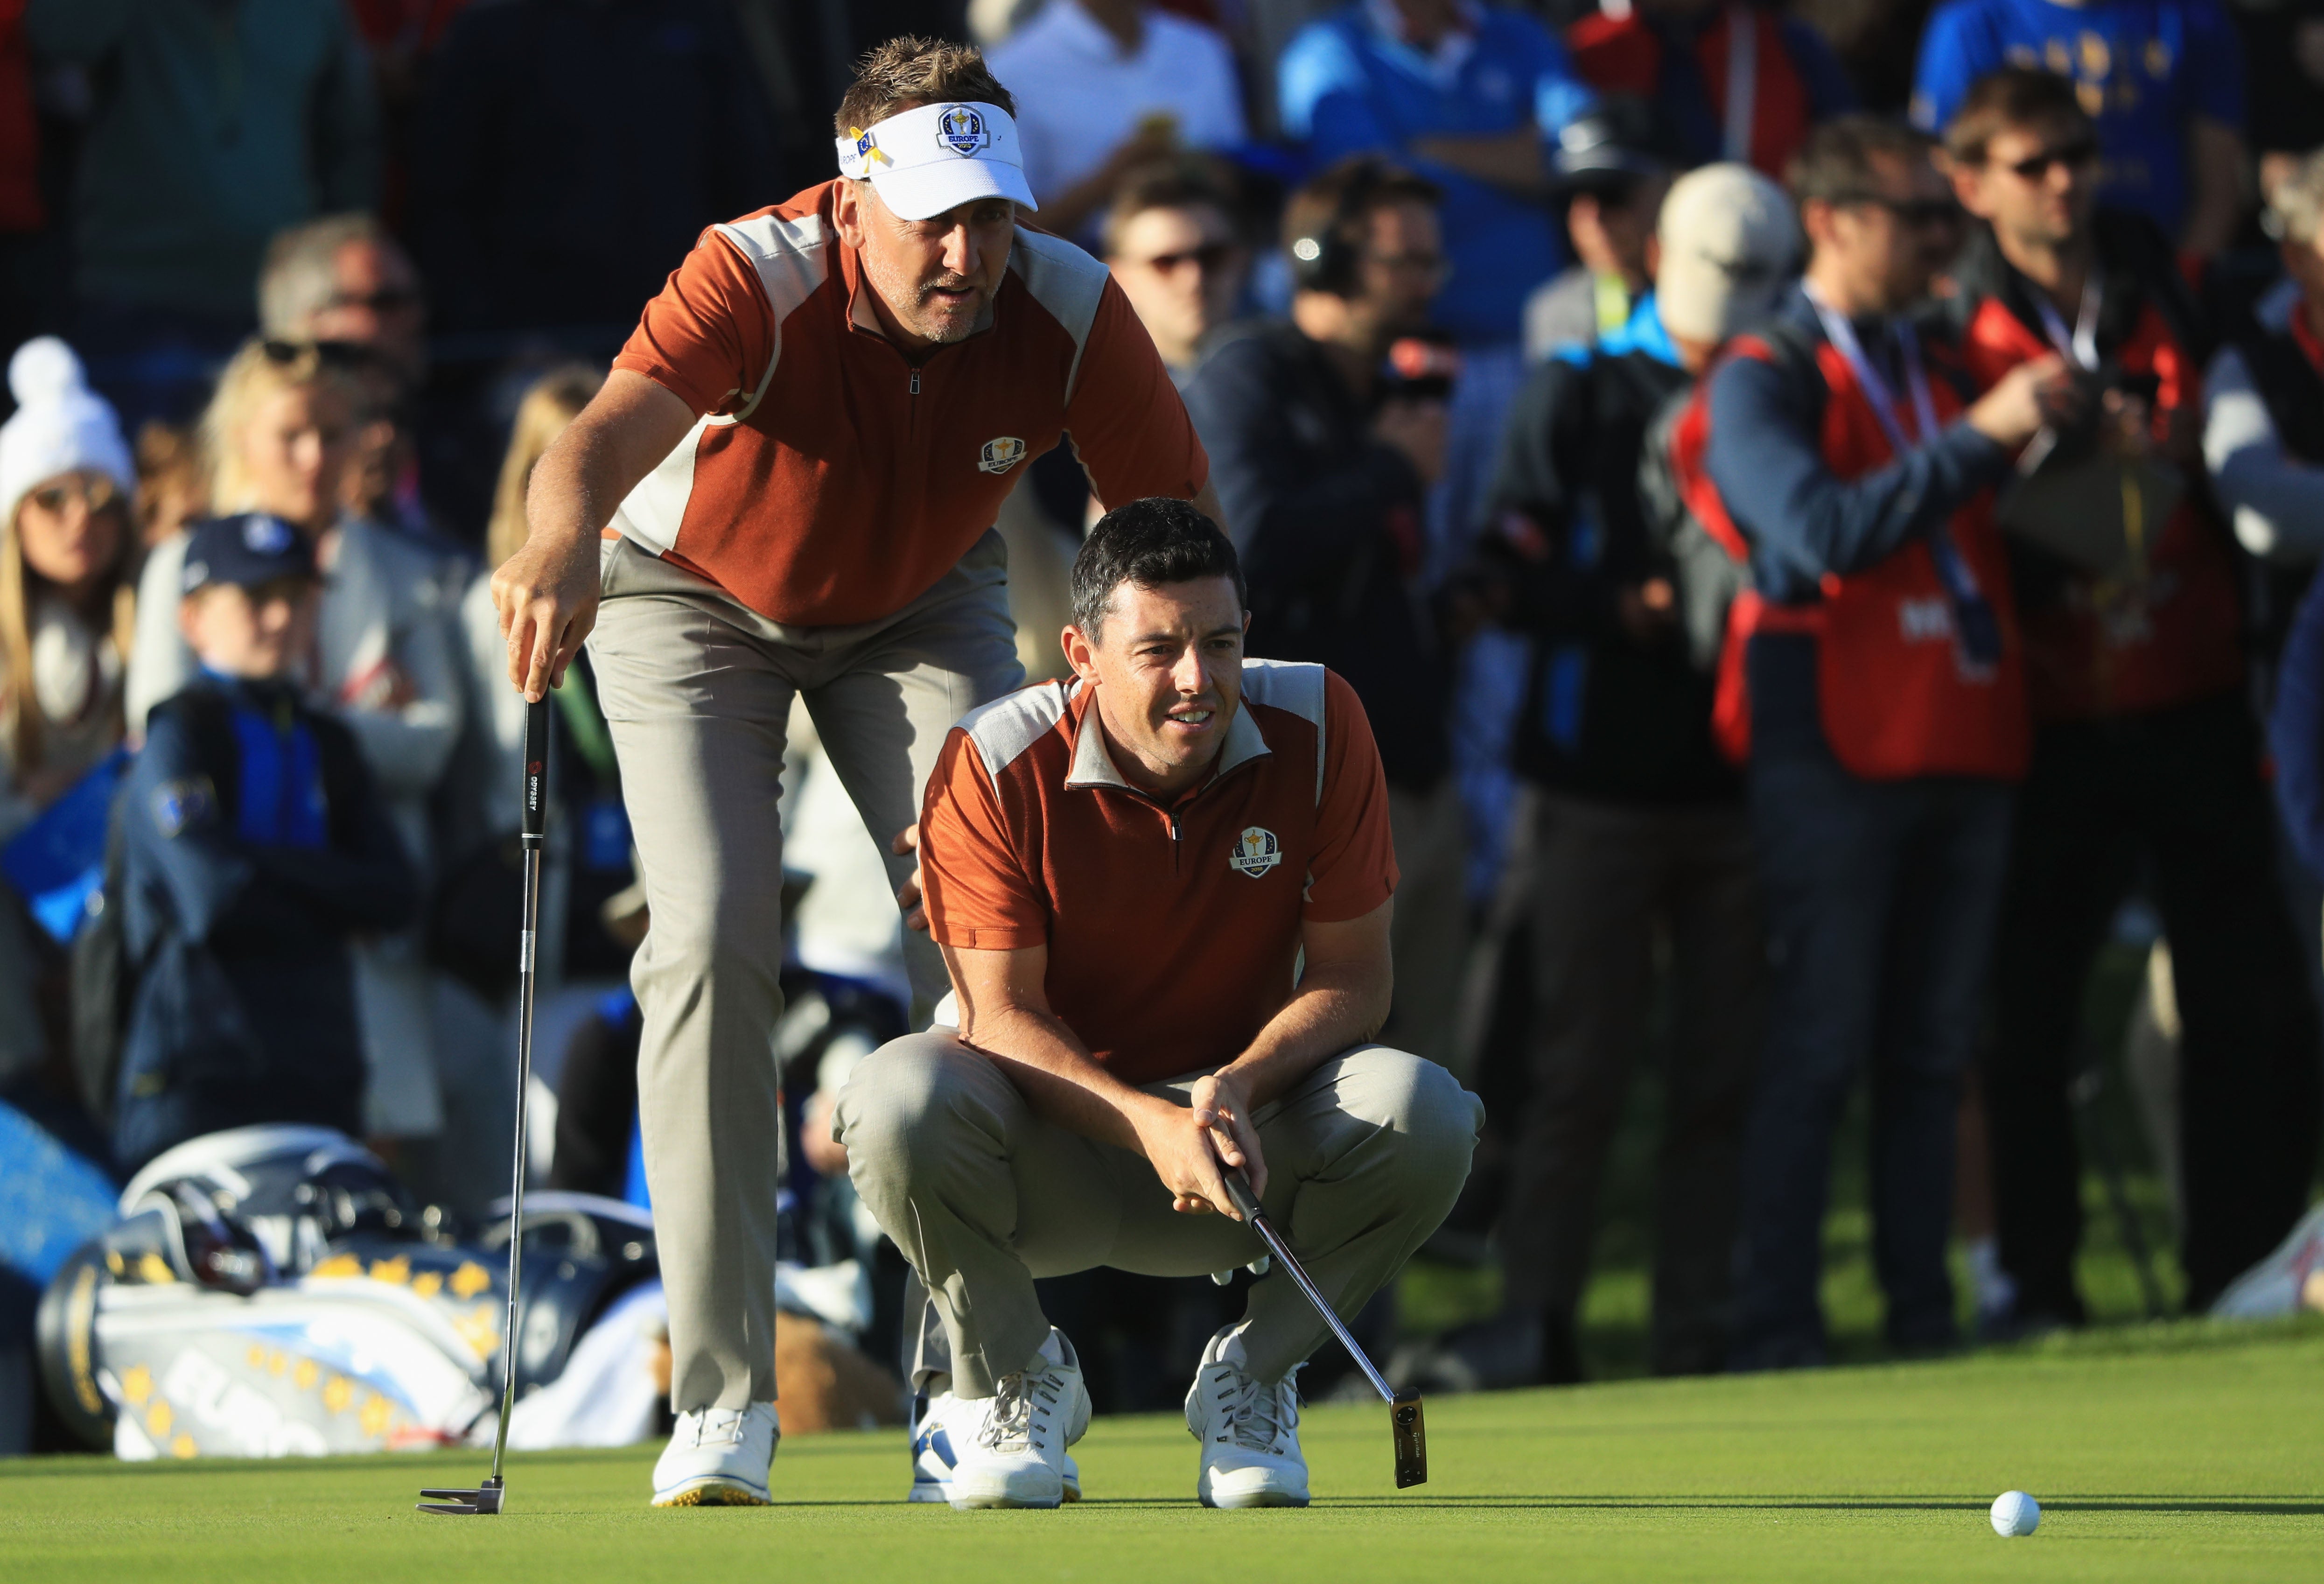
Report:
6,0,2324,1423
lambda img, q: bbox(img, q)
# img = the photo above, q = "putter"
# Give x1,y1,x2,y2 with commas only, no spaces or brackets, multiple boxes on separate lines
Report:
1221,1168,1427,1488
420,697,550,1517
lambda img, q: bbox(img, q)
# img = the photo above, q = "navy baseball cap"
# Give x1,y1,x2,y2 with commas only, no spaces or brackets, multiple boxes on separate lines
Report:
181,513,317,595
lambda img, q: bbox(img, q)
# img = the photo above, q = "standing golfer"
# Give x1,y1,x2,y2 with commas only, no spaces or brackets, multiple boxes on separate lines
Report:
492,37,1215,1507
839,498,1481,1510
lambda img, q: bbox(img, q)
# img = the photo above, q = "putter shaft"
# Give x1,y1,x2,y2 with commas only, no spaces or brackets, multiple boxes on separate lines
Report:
1221,1168,1428,1488
419,698,549,1517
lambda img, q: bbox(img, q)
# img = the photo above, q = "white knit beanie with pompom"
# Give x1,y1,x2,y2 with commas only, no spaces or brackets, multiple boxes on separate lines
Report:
0,337,136,532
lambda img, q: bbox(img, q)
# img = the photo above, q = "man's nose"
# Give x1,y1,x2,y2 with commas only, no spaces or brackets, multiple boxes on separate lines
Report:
944,225,979,278
1172,649,1206,694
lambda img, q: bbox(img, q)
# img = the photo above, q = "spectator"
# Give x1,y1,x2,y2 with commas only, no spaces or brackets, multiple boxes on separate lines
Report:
132,421,206,551
411,0,777,347
1945,69,2320,1320
111,513,415,1171
24,0,379,425
1101,160,1252,378
458,366,605,845
126,339,466,1164
1182,159,1464,1071
1524,99,1676,360
1279,0,1596,352
2207,149,2324,577
1565,0,1858,178
2231,0,2324,172
1910,0,2249,257
986,0,1248,241
1687,117,2075,1367
0,338,137,1091
258,215,429,394
1412,164,1794,1389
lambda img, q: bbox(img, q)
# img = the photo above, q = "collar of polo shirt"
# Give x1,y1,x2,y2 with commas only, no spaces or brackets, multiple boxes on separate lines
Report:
835,101,1040,221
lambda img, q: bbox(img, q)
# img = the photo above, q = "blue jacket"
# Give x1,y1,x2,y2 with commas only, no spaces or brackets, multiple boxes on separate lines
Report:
1279,4,1595,346
113,675,415,1170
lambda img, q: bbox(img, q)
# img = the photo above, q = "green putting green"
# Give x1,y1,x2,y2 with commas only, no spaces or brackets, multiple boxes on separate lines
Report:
5,1318,2319,1583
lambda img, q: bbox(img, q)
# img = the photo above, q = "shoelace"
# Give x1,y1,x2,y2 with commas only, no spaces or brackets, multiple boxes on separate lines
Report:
977,1368,1061,1452
686,1408,750,1450
1209,1365,1298,1453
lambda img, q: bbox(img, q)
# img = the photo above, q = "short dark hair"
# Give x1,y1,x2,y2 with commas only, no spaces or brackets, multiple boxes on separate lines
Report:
1071,498,1246,639
1786,114,1939,208
1942,67,2091,165
1100,158,1240,260
833,35,1015,137
1280,157,1441,268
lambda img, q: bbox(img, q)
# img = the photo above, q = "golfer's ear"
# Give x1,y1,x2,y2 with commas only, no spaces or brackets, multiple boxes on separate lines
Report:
1061,624,1098,681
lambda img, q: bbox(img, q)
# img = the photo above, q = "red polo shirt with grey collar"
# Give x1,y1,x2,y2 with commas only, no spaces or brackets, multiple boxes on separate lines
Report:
608,179,1208,626
917,660,1399,1085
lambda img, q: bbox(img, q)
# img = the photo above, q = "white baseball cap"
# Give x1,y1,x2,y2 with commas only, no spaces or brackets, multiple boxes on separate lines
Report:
835,100,1039,221
1655,163,1801,344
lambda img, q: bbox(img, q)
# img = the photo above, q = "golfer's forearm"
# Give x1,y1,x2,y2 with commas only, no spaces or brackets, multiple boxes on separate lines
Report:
1222,971,1389,1109
527,424,637,551
961,1003,1160,1151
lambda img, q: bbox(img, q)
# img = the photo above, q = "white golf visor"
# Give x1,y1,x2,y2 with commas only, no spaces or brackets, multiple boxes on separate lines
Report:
834,101,1039,220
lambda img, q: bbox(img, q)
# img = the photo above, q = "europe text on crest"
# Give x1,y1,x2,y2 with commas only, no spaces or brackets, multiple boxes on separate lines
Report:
1229,826,1282,878
936,104,990,158
979,436,1028,475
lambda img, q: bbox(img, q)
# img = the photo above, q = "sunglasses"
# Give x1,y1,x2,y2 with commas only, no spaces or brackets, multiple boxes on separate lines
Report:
1127,241,1239,275
1838,194,1962,230
2001,139,2101,181
259,337,380,370
27,475,122,515
325,287,424,314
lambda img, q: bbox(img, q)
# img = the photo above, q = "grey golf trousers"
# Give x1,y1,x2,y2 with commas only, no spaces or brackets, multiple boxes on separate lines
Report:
588,534,1022,1413
837,1032,1484,1396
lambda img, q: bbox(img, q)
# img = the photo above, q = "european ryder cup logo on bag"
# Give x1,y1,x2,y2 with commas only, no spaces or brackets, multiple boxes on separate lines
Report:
1229,827,1282,878
979,436,1028,475
936,104,990,158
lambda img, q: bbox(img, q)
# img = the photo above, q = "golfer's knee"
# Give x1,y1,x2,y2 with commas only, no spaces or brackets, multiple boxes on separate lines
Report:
1344,1047,1484,1195
836,1033,999,1185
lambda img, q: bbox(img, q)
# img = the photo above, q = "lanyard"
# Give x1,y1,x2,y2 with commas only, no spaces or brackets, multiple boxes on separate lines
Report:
1803,282,1938,456
2033,274,2103,370
1722,6,1757,166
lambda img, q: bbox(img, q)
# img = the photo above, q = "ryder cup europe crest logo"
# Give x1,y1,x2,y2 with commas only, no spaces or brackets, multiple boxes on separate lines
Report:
1229,827,1282,878
936,104,991,158
979,436,1028,475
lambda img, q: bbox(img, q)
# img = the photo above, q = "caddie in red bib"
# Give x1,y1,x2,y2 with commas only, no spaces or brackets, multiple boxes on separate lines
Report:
1674,119,2079,1369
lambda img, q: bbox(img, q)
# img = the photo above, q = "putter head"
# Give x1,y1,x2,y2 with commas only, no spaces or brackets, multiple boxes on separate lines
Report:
1391,1390,1427,1488
418,1476,504,1516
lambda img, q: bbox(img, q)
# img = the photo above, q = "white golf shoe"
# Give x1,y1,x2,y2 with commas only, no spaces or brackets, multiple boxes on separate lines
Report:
1186,1326,1310,1508
651,1402,778,1507
910,1388,1081,1504
937,1329,1091,1510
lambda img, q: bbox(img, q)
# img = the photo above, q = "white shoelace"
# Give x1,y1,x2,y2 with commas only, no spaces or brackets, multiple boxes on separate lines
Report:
978,1368,1062,1453
684,1408,749,1449
1208,1365,1298,1453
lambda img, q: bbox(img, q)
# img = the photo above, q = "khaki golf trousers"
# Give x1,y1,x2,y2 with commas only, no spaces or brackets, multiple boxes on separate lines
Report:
837,1032,1484,1396
588,534,1023,1412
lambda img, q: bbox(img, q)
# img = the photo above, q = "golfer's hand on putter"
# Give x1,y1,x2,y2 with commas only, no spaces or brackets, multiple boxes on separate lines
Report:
493,521,602,702
1138,1069,1267,1219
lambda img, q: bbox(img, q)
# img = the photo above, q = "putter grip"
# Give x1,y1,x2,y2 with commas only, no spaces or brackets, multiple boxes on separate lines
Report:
521,697,549,839
1222,1167,1264,1225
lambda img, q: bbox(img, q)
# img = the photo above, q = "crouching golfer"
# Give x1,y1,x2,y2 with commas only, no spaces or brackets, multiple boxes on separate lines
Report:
839,499,1483,1509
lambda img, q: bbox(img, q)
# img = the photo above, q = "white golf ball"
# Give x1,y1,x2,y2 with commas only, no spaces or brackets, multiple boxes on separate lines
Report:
1990,1491,2041,1536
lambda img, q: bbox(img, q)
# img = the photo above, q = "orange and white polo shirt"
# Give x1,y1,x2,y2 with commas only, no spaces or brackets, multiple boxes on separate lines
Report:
609,179,1209,627
918,661,1399,1085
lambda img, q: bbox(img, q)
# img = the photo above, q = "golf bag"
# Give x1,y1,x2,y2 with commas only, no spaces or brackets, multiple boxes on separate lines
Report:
35,1124,658,1460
